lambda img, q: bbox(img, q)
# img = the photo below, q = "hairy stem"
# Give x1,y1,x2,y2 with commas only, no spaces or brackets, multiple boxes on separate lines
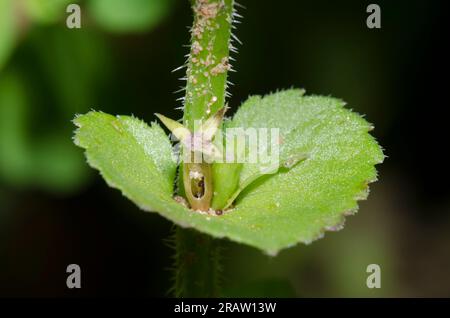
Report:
183,0,233,126
182,0,234,211
173,227,222,297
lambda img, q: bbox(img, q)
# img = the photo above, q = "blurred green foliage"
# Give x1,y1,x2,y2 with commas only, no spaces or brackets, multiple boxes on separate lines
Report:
88,0,173,33
24,0,75,25
0,0,174,193
0,28,108,192
0,0,17,70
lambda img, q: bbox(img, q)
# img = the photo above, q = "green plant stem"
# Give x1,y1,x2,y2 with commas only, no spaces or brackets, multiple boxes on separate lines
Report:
174,227,222,297
182,0,233,211
183,0,233,127
173,0,233,297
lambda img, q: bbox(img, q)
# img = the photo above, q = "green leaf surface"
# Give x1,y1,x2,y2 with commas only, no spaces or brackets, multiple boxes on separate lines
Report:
74,89,383,254
74,111,177,209
222,89,384,254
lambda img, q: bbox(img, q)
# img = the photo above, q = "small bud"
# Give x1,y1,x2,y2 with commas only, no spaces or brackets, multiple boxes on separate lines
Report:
155,113,190,141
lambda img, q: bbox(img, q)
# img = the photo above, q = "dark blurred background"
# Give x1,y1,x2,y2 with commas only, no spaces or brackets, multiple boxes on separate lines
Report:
0,0,449,297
